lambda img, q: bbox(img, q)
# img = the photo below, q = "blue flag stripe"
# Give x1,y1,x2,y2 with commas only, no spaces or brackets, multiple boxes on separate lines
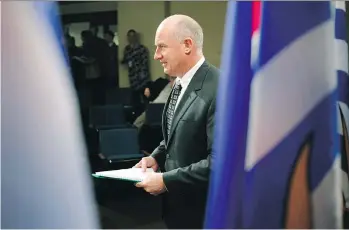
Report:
204,1,252,228
257,2,331,70
335,8,347,41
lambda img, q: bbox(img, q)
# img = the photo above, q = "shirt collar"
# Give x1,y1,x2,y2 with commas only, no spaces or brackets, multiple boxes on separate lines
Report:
176,56,205,88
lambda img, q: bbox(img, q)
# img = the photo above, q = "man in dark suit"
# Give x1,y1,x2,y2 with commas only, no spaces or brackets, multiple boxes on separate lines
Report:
103,30,119,88
134,14,219,229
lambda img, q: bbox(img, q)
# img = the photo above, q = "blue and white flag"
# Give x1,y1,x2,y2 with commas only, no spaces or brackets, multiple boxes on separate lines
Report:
2,2,99,228
335,1,349,211
205,1,342,228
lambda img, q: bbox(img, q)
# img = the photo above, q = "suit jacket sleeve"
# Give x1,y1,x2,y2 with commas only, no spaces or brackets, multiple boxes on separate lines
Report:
162,98,216,193
150,140,167,169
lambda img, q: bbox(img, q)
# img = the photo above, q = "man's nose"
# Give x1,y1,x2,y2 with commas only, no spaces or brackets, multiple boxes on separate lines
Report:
154,52,161,60
154,47,162,60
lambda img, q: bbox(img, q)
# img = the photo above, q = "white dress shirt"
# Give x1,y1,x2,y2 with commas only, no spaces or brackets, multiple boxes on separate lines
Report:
174,57,205,112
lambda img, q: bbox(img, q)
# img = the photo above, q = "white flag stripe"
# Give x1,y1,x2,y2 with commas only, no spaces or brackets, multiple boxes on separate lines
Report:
335,39,348,74
251,30,260,69
245,20,336,170
312,155,342,228
335,1,346,11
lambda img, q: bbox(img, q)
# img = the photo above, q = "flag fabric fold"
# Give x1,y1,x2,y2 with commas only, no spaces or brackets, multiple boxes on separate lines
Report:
204,2,253,228
2,2,99,228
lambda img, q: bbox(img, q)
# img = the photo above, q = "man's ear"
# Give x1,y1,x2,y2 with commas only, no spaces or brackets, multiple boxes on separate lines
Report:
183,38,193,54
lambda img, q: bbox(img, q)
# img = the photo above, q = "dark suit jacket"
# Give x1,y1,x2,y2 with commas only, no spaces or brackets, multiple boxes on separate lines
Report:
151,61,219,228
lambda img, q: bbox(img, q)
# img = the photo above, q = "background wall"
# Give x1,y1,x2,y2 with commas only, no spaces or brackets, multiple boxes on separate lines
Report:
170,1,227,69
117,1,166,88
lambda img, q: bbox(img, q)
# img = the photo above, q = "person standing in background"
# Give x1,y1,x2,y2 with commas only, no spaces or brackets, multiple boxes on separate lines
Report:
63,24,75,50
104,30,119,88
121,29,151,109
78,30,109,105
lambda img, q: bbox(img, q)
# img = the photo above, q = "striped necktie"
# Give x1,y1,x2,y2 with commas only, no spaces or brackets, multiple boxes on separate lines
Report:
166,82,182,138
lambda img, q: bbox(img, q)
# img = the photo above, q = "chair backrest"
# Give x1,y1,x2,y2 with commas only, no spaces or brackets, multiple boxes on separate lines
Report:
118,88,132,105
89,104,125,127
145,103,165,126
99,128,142,160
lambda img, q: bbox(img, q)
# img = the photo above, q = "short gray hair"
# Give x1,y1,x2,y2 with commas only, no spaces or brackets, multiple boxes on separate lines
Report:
171,15,204,51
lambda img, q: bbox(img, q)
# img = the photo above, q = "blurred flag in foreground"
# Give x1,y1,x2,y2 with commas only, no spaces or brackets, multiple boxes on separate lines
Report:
335,1,349,214
2,2,99,228
205,1,341,228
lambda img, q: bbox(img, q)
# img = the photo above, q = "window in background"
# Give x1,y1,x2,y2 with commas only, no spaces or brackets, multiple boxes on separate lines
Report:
109,25,119,45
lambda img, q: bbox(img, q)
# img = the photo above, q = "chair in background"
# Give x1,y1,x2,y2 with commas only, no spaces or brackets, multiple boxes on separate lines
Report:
89,104,127,129
138,103,165,154
99,127,144,163
105,88,140,123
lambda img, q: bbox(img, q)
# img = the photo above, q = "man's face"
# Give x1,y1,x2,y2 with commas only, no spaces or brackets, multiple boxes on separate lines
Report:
127,32,137,44
154,25,186,76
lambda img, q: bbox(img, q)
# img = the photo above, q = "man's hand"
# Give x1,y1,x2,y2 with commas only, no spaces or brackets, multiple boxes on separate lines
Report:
133,156,159,172
135,172,166,195
144,88,151,98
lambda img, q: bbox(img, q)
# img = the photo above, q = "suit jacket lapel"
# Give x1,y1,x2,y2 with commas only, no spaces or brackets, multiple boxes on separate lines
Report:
167,61,210,146
167,91,197,144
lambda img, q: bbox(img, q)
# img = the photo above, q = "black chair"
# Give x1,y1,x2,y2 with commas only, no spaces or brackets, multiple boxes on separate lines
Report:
145,103,165,127
105,88,142,123
99,127,144,163
138,103,165,153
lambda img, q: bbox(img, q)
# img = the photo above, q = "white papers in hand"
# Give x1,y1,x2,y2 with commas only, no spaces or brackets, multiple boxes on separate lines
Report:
93,168,154,182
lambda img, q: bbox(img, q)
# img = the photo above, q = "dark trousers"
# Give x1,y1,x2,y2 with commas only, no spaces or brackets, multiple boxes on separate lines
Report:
161,194,205,229
163,213,204,229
